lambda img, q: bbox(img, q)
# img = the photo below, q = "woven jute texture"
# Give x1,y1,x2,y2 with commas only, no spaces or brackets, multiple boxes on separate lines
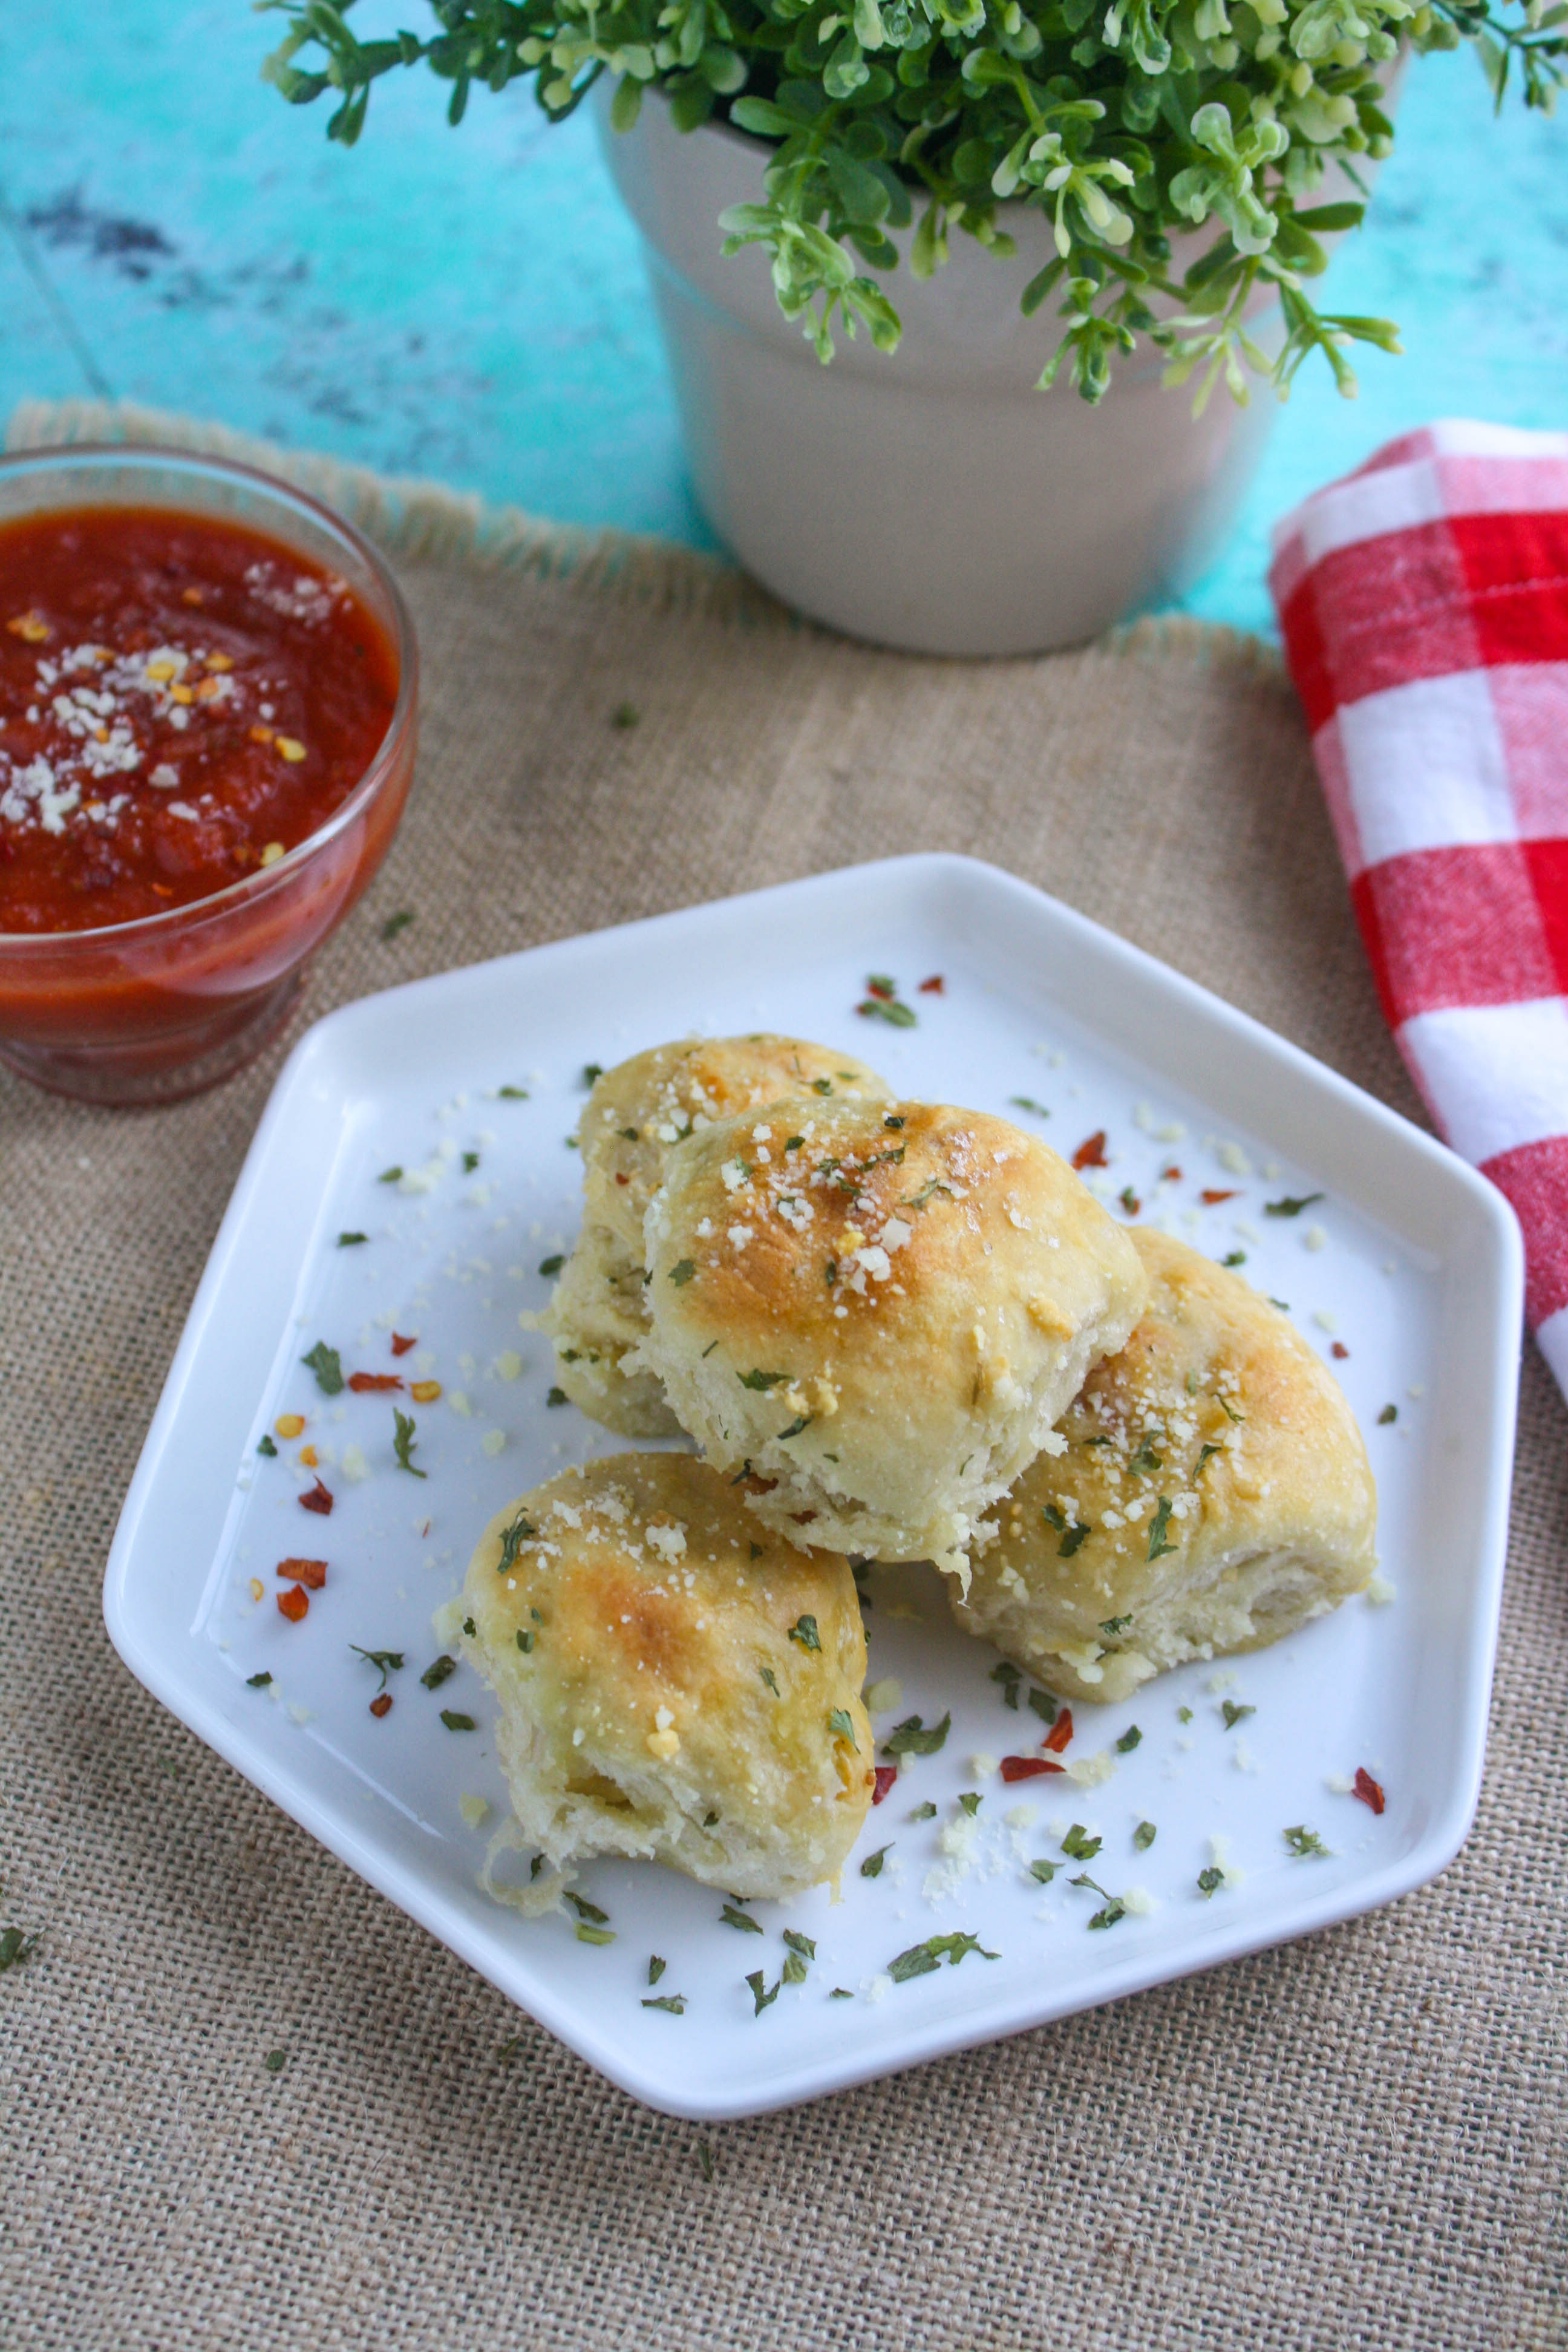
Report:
2,407,1564,2352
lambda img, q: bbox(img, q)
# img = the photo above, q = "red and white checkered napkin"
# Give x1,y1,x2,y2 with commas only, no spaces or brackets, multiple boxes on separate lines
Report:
1269,419,1568,1400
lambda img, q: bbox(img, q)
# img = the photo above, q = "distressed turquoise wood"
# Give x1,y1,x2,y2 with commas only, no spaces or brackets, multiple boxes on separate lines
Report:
1,5,1563,636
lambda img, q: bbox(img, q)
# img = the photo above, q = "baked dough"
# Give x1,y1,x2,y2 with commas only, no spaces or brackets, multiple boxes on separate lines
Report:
951,1228,1378,1701
461,1453,874,1907
535,1218,681,1437
635,1096,1148,1575
580,1034,891,1255
540,1035,889,1435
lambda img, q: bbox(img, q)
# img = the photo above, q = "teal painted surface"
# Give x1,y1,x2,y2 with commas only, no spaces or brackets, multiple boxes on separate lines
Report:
1,7,1564,636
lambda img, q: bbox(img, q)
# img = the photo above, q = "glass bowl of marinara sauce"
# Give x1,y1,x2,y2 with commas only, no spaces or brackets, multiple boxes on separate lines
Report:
0,445,417,1103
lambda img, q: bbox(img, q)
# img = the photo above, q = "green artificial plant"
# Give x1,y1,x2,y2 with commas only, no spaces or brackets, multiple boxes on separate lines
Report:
261,0,1565,404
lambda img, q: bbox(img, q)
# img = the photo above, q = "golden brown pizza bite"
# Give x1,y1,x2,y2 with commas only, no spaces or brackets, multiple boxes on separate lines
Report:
460,1454,873,1909
952,1228,1378,1702
634,1097,1148,1575
540,1034,888,1436
579,1034,890,1255
535,1219,681,1437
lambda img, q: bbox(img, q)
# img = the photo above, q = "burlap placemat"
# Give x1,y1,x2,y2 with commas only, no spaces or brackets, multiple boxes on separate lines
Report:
3,402,1563,2352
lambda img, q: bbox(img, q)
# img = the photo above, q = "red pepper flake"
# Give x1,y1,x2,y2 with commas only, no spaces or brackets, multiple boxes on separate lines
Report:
1042,1707,1074,1754
391,1332,417,1357
1000,1755,1065,1782
277,1586,309,1624
369,1692,393,1719
348,1371,405,1393
1071,1132,1108,1172
615,1172,630,1186
917,975,945,995
1353,1767,1385,1815
1200,1187,1238,1205
872,1765,898,1806
1161,1164,1183,1182
299,1477,333,1516
1331,1341,1350,1360
865,978,894,1002
276,1556,327,1590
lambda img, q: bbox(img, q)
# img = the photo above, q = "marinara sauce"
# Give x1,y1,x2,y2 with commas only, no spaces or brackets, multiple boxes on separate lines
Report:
0,507,399,933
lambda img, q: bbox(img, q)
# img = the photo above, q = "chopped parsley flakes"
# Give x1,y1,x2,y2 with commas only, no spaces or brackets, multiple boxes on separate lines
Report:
392,1407,426,1477
882,1711,950,1758
301,1339,344,1396
788,1615,821,1653
1284,1825,1331,1858
350,1646,403,1694
887,1931,998,1982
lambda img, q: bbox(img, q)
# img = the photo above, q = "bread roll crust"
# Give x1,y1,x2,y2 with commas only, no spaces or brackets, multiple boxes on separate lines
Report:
952,1228,1378,1700
636,1096,1148,1572
535,1218,681,1437
580,1034,890,1253
462,1454,873,1906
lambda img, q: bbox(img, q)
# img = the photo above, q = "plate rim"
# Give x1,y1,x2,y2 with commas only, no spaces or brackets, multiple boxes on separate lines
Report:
102,850,1524,2118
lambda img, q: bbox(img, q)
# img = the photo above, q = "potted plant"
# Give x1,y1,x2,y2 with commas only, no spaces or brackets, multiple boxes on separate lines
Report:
262,0,1564,655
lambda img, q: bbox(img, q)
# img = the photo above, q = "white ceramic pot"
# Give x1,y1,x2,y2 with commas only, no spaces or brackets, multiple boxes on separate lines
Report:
595,86,1285,655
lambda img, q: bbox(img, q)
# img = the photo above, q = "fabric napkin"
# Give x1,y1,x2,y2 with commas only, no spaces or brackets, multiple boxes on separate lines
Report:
1270,419,1568,1402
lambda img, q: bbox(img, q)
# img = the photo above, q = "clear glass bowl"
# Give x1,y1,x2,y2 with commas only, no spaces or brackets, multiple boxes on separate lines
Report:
0,445,419,1105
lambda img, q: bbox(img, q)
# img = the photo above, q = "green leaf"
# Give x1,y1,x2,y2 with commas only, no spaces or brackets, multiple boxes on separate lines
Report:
828,1707,859,1748
788,1615,822,1653
393,1408,426,1478
882,1711,950,1757
887,1930,999,1982
721,1903,763,1934
1284,1824,1331,1858
826,145,892,226
301,1340,344,1396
